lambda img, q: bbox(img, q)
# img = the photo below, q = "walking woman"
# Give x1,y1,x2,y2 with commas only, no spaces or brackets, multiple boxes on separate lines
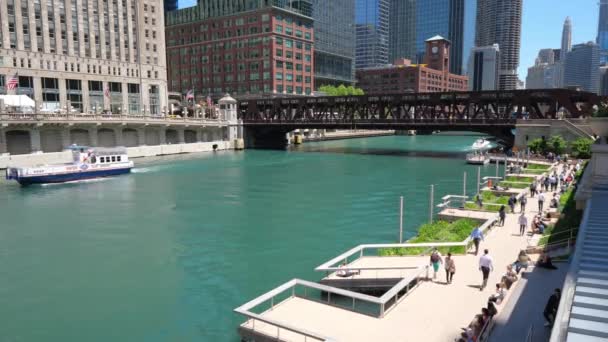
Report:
445,253,456,284
520,194,527,212
429,248,443,281
498,205,506,227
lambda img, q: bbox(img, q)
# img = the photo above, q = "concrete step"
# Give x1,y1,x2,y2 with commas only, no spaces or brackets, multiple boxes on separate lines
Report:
568,318,608,339
571,306,608,323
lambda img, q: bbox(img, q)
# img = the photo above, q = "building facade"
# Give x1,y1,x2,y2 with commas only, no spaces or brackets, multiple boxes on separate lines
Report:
356,36,468,94
598,0,608,64
0,0,167,115
165,2,314,97
415,0,466,75
311,0,355,87
526,63,559,89
563,42,600,94
355,0,389,69
467,44,499,91
389,0,416,62
165,0,179,12
475,0,522,90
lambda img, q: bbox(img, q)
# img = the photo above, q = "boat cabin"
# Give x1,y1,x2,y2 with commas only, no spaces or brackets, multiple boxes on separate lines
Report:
66,145,130,165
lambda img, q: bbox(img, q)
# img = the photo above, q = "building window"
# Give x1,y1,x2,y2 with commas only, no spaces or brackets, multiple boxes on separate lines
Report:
66,79,83,112
149,85,160,115
128,83,140,114
41,77,60,111
88,80,104,113
275,25,282,33
109,82,123,114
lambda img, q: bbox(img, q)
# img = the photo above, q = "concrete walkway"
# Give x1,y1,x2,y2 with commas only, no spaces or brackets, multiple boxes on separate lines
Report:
490,264,568,342
241,164,566,341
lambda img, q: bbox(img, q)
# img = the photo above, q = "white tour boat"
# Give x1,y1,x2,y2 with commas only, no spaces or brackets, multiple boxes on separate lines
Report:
471,138,491,150
6,145,133,186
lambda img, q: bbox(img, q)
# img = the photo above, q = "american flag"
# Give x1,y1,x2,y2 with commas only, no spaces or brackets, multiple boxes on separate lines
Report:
6,74,18,90
104,86,110,98
206,95,213,107
186,89,194,100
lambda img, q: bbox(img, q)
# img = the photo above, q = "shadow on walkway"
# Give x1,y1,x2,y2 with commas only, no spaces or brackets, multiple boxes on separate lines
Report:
490,262,569,342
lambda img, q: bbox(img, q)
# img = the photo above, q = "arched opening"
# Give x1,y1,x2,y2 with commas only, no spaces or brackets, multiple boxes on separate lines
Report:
6,130,31,155
97,128,116,147
145,128,160,146
70,129,90,146
165,129,179,144
122,128,139,147
40,130,64,152
184,130,197,143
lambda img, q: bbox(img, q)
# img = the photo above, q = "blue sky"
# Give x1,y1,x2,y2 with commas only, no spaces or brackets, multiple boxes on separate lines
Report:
176,0,599,79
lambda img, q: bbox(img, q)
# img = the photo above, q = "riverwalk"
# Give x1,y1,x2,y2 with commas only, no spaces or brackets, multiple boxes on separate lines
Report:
236,163,566,341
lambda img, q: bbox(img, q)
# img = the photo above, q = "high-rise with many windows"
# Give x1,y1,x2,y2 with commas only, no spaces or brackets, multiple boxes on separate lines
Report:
467,44,499,91
563,42,600,94
165,0,314,97
475,0,522,90
310,0,355,87
355,0,389,69
0,0,167,114
598,0,608,64
389,0,416,63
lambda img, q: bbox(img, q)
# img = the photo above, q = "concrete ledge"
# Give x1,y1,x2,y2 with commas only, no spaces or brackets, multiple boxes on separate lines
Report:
0,140,234,169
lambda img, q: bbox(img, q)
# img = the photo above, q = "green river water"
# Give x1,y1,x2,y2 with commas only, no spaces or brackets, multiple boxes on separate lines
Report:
0,134,502,341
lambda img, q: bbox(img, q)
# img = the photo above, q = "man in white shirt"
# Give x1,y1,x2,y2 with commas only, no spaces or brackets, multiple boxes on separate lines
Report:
518,213,528,236
538,191,545,213
479,249,494,291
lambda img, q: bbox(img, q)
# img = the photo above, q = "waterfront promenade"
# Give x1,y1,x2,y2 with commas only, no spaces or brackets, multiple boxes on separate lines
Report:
238,163,563,341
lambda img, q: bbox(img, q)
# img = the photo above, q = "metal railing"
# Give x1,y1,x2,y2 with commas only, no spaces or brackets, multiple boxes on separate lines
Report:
436,195,469,209
0,112,232,125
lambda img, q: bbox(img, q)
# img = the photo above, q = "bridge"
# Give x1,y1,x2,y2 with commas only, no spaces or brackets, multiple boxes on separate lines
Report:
237,89,602,148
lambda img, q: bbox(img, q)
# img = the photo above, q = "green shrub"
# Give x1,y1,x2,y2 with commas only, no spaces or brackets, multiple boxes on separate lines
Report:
499,181,530,189
547,136,567,155
570,138,594,159
522,169,546,175
528,138,547,154
504,176,536,183
526,163,551,170
465,202,502,212
378,219,479,256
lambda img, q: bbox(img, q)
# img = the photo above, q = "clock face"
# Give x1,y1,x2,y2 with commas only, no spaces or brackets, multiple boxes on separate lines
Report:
432,46,438,54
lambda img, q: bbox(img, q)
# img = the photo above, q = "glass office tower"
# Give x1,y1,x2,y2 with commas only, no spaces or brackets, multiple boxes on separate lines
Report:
355,0,389,69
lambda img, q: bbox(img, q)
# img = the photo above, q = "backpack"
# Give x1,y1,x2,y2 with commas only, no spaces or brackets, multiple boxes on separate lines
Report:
431,252,440,263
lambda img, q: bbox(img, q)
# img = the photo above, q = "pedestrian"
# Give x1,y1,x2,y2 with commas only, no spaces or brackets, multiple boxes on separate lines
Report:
520,194,527,212
445,252,456,284
544,177,550,192
543,288,561,327
530,181,537,197
479,249,494,291
498,205,506,227
429,248,443,281
470,226,484,256
508,194,517,213
476,194,483,208
538,191,545,213
518,212,528,236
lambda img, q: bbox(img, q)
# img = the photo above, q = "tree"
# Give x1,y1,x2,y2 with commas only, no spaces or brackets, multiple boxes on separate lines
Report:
547,135,567,155
570,137,593,158
594,105,608,118
527,138,547,154
336,84,348,96
318,84,365,96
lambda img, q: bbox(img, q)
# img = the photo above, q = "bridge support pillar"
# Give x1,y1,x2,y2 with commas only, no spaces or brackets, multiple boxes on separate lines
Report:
0,128,6,154
244,127,290,149
159,127,166,145
114,127,124,146
88,127,98,147
196,129,203,142
61,128,71,148
30,128,42,153
137,128,146,146
177,129,185,144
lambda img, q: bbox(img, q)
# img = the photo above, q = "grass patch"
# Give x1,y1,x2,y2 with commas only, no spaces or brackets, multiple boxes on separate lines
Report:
465,202,502,212
504,176,536,183
522,169,547,175
499,181,530,189
526,163,551,170
378,219,479,256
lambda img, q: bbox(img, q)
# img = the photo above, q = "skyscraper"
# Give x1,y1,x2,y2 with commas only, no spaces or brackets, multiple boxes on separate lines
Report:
415,0,466,75
389,0,416,62
598,0,608,64
563,42,600,94
468,44,500,91
355,0,389,69
475,0,522,90
165,0,179,12
311,0,356,87
461,0,477,74
556,16,573,87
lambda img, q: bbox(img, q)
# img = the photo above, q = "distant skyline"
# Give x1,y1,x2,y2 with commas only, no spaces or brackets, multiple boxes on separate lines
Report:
176,0,600,80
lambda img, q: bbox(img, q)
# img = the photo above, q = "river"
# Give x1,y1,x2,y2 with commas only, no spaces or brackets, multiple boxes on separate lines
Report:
0,134,501,341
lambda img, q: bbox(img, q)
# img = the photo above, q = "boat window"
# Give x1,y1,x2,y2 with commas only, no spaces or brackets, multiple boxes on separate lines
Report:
111,156,116,162
117,156,121,162
100,157,105,163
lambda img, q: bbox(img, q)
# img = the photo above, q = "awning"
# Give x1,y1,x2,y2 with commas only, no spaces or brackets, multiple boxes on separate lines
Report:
0,95,35,107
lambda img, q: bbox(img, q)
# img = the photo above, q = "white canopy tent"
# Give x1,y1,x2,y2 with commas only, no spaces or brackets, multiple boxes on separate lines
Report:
0,95,35,108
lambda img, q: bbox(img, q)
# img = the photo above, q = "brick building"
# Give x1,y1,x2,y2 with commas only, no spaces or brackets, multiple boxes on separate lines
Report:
165,3,314,99
356,36,468,94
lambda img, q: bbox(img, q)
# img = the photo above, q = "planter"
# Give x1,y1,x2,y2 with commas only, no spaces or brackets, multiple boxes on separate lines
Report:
589,117,608,138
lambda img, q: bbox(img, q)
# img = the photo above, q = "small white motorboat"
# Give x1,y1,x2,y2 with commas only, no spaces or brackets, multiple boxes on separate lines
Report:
466,151,490,165
472,138,491,150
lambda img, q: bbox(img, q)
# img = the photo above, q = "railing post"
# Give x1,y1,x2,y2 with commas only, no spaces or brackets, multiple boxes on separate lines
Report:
463,172,467,207
429,184,434,224
477,166,481,195
399,196,404,243
271,296,274,310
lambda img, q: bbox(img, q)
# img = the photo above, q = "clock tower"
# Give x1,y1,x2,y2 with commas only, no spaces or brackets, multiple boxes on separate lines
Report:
424,35,451,72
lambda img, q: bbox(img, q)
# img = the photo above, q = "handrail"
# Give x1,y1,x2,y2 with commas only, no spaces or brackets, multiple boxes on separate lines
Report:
379,265,428,302
0,112,233,125
563,119,593,139
549,198,593,342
